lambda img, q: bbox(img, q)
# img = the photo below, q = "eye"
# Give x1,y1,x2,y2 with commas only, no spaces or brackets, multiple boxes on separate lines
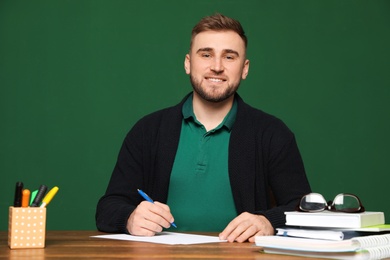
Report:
224,54,238,61
200,52,212,58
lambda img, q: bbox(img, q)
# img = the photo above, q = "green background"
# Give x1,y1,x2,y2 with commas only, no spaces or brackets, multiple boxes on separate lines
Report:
1,0,389,231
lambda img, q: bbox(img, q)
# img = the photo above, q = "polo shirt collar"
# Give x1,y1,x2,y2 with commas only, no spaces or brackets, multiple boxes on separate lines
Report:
182,93,237,131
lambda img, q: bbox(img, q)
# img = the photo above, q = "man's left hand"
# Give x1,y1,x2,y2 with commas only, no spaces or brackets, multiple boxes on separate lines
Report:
219,212,274,243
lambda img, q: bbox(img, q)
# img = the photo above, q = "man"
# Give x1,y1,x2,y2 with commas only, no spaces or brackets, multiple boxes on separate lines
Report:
96,13,311,243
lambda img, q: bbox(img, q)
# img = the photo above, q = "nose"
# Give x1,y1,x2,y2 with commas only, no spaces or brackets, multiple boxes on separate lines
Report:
210,58,224,73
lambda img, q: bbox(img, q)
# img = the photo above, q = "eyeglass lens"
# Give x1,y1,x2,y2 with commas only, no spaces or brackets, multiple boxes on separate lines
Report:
300,193,361,212
332,194,361,211
300,193,327,212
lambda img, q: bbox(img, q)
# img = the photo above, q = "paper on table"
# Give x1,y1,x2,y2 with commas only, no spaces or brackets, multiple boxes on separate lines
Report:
91,231,227,245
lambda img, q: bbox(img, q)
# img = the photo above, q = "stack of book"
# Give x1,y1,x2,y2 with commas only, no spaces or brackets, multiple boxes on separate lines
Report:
255,211,390,259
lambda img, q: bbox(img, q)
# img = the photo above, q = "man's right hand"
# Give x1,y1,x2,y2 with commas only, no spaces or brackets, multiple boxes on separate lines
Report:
127,201,175,236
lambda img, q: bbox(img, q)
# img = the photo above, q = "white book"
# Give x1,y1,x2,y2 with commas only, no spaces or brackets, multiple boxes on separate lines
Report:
285,211,385,228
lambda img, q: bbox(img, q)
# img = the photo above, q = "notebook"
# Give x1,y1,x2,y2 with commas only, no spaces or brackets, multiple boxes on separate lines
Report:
255,233,390,260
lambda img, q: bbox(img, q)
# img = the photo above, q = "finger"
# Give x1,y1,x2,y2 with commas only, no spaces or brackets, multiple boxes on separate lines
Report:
138,201,175,228
233,225,259,243
154,201,170,211
224,221,251,243
248,230,265,243
138,203,172,229
220,213,252,242
153,202,175,221
129,220,162,237
219,216,245,240
219,219,239,241
226,223,251,243
138,218,164,234
150,201,175,228
127,202,168,235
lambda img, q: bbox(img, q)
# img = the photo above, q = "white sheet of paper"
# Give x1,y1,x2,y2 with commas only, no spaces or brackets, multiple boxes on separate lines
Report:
91,231,226,245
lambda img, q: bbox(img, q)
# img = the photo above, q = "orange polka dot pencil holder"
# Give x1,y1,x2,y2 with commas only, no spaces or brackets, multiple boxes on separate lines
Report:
8,206,47,249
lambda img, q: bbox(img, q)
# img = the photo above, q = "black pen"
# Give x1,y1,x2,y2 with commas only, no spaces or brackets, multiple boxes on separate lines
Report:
30,185,48,207
13,182,24,207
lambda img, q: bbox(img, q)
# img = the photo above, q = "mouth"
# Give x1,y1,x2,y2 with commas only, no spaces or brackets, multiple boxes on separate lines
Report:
205,77,226,83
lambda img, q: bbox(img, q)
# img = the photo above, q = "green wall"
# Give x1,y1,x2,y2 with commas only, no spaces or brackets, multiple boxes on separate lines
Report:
1,0,389,231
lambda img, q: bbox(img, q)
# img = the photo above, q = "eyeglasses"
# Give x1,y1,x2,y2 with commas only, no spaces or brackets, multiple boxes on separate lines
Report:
297,193,365,213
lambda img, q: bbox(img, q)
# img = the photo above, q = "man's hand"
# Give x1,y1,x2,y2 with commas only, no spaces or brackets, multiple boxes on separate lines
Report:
127,201,175,236
219,212,274,243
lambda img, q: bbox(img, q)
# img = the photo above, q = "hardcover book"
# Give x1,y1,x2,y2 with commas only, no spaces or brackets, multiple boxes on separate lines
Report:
285,211,385,228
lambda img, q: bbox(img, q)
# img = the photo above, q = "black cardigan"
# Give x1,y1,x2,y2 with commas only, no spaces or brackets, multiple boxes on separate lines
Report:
96,94,311,233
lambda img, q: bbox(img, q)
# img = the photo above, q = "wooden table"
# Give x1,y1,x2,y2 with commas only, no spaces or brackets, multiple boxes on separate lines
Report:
0,230,320,259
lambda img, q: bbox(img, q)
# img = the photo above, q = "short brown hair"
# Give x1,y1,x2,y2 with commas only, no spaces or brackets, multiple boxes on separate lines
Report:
190,13,248,50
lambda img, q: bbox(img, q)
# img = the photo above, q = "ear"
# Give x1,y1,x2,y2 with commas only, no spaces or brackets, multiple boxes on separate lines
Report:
184,54,191,75
241,59,250,80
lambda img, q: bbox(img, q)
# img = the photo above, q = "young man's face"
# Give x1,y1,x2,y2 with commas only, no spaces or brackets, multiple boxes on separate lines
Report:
185,30,249,103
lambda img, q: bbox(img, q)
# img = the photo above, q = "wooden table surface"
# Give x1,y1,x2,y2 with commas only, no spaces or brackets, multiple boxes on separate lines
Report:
0,230,322,259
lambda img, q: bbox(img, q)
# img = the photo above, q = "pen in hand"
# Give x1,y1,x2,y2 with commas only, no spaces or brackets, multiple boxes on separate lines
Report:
137,189,177,228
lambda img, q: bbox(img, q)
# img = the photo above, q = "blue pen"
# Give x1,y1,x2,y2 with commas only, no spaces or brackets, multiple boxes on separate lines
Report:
137,189,177,228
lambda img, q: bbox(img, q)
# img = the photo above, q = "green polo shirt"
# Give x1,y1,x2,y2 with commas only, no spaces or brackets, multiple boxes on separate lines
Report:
166,94,237,231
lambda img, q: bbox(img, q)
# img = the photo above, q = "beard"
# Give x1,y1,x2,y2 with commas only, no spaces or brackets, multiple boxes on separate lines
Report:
189,74,240,103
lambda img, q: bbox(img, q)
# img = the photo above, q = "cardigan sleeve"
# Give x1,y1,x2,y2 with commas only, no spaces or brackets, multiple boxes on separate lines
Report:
95,103,183,233
95,118,148,233
229,97,311,231
256,125,311,229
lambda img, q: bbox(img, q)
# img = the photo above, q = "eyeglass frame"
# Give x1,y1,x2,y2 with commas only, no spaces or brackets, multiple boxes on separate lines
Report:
296,192,365,213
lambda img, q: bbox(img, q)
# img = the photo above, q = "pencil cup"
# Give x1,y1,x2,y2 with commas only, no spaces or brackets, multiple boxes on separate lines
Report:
8,206,47,249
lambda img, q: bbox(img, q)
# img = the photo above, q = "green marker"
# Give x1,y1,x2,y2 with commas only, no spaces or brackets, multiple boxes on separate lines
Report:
30,190,38,206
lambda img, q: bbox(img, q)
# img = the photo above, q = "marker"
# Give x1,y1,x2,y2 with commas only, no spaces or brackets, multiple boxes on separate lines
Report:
40,186,59,208
30,185,48,207
30,190,38,206
21,189,31,207
137,189,177,228
13,182,24,207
